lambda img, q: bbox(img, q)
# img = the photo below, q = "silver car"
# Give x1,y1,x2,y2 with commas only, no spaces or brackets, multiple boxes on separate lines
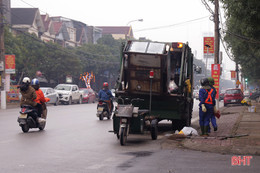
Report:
41,87,59,106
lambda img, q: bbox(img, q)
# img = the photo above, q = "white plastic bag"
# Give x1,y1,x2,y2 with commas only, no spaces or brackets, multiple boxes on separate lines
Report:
178,127,198,136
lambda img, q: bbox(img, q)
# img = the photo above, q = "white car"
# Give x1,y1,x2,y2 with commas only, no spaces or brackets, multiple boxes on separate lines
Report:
41,87,59,106
54,84,83,105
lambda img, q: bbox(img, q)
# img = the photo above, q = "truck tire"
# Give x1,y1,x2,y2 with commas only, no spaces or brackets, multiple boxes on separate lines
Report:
78,96,82,104
68,97,72,105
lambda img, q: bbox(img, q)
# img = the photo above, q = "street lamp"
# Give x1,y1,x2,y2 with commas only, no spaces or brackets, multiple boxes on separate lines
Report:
126,19,143,26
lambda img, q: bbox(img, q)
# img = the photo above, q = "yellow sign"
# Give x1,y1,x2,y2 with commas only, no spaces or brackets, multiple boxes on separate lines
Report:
236,80,241,85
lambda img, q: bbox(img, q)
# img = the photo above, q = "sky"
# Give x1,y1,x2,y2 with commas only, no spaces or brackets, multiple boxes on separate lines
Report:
11,0,236,78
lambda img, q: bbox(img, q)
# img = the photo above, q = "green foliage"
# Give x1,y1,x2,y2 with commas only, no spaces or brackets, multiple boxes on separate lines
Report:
4,29,121,89
4,28,83,85
220,0,260,82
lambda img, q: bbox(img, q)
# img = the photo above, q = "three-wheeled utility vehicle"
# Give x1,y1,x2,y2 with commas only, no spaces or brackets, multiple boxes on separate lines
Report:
113,40,194,145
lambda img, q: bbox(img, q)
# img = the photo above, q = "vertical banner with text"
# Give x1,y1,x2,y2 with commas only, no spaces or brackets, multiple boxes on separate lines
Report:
230,70,236,80
5,55,16,74
211,64,220,99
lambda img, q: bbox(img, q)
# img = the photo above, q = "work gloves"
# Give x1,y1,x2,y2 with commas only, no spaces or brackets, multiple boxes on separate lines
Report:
201,104,207,112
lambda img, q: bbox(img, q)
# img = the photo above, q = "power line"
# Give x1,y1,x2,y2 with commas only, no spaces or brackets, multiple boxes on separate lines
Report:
135,16,210,32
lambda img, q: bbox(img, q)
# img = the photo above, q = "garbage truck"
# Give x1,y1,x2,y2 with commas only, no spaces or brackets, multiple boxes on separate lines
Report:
113,40,194,143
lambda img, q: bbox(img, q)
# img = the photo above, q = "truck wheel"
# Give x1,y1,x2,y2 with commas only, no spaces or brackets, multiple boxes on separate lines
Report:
151,119,158,140
68,97,72,105
120,127,127,145
151,126,158,140
78,96,82,104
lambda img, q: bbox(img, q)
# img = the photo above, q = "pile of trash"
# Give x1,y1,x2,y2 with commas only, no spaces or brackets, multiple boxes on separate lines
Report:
168,127,198,140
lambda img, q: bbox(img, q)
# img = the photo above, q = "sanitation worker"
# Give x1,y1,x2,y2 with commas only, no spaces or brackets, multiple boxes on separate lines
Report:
208,77,218,132
199,78,216,136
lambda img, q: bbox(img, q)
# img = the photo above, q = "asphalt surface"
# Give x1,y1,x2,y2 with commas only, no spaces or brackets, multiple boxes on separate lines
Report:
0,101,259,173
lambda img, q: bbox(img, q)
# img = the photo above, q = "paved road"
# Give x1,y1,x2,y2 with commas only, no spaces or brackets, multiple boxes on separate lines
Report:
1,101,259,173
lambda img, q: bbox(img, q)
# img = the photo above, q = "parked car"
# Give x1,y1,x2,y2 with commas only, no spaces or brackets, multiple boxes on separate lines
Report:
54,84,83,105
219,90,225,101
193,89,199,100
41,87,59,106
79,88,96,103
224,88,244,106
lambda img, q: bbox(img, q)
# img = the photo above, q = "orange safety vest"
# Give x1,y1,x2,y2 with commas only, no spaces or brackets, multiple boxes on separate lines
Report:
205,89,213,105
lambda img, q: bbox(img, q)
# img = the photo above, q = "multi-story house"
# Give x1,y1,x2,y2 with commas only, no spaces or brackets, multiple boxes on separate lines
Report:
96,26,133,40
41,14,56,43
11,8,45,37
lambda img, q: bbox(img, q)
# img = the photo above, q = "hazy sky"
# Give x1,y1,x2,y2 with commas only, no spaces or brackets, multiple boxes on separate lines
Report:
11,0,236,76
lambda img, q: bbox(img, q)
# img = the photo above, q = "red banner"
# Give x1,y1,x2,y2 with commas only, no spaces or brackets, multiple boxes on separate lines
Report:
230,70,236,80
211,64,220,99
5,55,15,74
203,37,215,54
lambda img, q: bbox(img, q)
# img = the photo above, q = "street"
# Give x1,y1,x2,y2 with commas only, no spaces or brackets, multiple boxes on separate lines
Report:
0,101,259,173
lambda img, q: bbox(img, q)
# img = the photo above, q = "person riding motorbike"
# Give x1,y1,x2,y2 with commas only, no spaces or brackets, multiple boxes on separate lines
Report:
31,78,47,121
19,77,43,123
98,82,114,115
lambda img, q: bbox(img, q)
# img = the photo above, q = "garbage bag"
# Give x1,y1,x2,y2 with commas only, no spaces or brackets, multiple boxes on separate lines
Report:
178,127,198,136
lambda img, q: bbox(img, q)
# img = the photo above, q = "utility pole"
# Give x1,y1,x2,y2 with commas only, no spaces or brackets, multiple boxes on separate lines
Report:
0,0,6,109
236,62,239,88
214,0,220,109
214,0,220,65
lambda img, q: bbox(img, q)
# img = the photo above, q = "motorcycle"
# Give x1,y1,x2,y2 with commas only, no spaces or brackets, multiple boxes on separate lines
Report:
96,100,111,120
17,105,46,133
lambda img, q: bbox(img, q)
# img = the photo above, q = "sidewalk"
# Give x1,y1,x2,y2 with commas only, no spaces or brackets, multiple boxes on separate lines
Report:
163,102,260,155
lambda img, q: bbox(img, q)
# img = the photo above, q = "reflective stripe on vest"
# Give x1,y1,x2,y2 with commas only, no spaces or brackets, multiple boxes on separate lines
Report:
205,89,213,104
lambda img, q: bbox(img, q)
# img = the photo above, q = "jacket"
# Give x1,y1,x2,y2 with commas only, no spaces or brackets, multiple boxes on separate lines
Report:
20,85,37,107
34,89,46,104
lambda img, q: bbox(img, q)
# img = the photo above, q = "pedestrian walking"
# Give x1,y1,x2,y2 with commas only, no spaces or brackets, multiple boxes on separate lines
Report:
199,78,216,136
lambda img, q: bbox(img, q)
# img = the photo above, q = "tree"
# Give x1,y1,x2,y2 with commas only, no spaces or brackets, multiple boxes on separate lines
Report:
220,0,260,83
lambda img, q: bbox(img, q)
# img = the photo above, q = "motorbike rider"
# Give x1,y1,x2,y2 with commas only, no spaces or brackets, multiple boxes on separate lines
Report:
19,77,43,122
31,78,47,121
98,82,114,115
199,78,216,136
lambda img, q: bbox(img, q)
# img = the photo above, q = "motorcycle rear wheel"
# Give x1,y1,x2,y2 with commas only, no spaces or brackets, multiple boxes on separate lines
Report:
99,113,104,120
21,124,29,133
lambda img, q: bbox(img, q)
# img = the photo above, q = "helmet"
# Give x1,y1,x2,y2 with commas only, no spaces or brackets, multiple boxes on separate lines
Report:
208,77,215,85
200,78,209,86
103,82,108,87
22,77,30,84
31,78,39,85
31,78,40,90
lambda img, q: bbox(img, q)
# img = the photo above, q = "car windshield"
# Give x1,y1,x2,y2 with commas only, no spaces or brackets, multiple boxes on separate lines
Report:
226,89,241,94
55,85,71,91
